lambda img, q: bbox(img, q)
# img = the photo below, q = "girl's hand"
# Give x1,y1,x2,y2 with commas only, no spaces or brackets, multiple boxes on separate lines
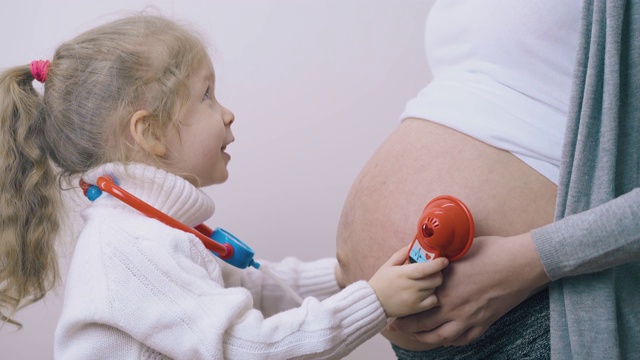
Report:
369,246,449,318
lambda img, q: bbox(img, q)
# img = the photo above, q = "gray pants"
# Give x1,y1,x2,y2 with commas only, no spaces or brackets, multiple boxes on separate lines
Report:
392,289,549,360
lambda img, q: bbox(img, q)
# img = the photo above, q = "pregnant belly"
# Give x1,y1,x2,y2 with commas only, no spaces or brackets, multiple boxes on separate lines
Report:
336,118,556,350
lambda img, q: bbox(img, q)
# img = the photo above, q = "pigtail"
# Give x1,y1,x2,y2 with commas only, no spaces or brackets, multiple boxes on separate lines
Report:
0,65,61,327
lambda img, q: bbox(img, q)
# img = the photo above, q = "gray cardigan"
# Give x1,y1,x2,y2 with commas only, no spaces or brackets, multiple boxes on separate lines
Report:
532,0,640,359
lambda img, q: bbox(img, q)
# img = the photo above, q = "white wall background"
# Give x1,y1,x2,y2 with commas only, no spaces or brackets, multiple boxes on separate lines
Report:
0,0,435,358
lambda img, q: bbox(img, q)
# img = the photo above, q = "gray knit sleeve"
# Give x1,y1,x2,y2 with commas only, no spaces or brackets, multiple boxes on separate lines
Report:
532,188,640,280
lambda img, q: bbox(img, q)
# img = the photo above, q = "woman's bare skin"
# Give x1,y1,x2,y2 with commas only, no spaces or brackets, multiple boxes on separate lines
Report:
336,118,556,350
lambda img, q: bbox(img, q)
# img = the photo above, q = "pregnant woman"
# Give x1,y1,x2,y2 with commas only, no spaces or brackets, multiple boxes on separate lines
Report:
337,0,582,357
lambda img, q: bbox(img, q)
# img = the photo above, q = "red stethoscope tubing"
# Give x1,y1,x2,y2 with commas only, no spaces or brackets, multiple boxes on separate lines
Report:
96,175,233,259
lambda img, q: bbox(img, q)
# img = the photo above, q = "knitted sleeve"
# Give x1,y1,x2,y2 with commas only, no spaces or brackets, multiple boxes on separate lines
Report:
89,216,387,359
220,257,342,316
532,188,640,280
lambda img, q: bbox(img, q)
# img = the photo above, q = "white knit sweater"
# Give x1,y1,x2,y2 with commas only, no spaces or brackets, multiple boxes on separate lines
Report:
54,163,387,359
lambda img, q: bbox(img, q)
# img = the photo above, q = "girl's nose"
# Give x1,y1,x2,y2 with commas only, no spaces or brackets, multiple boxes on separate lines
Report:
222,106,235,126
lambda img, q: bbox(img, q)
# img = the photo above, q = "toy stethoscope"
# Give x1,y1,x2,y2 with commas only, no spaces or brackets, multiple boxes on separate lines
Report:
80,176,475,303
79,175,260,269
407,195,475,263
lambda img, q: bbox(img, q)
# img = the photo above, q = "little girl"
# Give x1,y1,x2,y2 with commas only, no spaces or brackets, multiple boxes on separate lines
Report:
0,14,447,359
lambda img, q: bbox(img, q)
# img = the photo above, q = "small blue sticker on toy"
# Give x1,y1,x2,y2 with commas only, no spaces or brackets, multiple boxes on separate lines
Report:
409,239,435,263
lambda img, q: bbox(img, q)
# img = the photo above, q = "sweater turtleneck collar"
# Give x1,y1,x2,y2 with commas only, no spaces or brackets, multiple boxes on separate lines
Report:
82,162,215,227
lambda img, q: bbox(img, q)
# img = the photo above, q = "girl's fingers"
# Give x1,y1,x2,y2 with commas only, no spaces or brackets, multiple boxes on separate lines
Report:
405,257,449,279
385,245,411,266
418,293,439,311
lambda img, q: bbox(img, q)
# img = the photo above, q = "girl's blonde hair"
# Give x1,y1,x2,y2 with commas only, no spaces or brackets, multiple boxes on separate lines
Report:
0,14,209,326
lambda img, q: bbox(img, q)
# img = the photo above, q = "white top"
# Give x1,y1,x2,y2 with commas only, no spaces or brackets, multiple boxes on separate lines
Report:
55,163,386,359
401,0,583,184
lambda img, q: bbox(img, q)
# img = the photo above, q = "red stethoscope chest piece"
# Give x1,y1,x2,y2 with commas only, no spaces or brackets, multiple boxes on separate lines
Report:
407,195,475,263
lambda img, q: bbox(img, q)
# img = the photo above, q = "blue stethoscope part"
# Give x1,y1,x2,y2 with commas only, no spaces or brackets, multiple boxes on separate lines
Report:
211,228,260,269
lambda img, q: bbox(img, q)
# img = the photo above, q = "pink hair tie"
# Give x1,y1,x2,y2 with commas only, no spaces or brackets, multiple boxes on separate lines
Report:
30,60,50,83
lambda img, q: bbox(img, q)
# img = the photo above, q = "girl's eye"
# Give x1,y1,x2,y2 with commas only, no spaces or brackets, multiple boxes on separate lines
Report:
203,85,212,101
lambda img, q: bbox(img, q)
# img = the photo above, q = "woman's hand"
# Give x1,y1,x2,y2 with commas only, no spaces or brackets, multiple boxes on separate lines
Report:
369,246,449,318
390,233,550,346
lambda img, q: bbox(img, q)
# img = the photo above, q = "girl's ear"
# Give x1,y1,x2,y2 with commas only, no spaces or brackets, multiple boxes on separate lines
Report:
129,110,167,156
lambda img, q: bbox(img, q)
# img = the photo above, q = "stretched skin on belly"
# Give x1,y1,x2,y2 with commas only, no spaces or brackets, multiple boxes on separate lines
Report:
336,118,556,350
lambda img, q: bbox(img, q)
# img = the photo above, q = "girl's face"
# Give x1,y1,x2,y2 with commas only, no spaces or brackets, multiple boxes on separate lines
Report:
164,59,235,187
